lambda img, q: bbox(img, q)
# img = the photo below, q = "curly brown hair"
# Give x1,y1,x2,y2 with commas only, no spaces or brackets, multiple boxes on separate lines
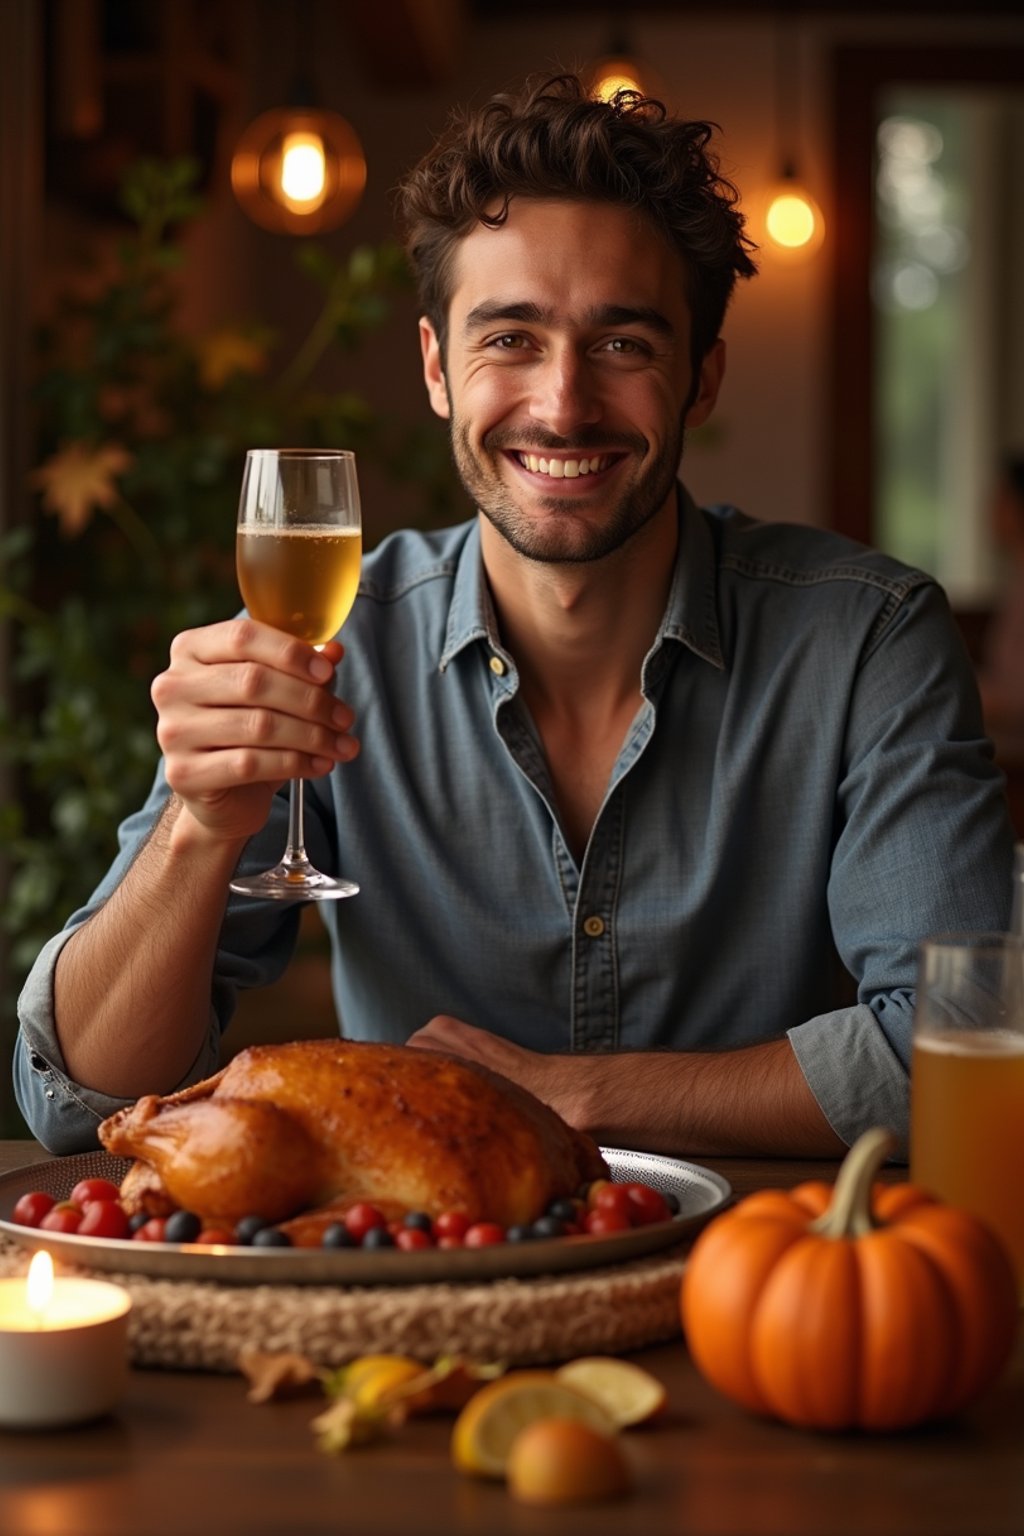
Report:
395,72,758,369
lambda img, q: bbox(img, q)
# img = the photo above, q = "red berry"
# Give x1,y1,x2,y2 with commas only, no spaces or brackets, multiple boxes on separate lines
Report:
584,1208,632,1236
434,1210,471,1241
624,1182,672,1226
70,1177,122,1209
77,1200,131,1240
39,1203,82,1234
464,1222,505,1248
343,1203,387,1241
592,1183,634,1223
584,1178,613,1208
195,1228,235,1246
437,1235,464,1250
395,1227,433,1251
12,1191,55,1228
133,1217,168,1243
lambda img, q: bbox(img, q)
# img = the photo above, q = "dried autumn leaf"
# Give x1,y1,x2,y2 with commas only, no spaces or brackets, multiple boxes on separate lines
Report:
238,1348,324,1404
195,328,269,390
312,1395,391,1455
384,1355,508,1419
30,441,133,536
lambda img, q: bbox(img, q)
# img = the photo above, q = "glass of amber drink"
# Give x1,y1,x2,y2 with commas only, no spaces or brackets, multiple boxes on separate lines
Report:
230,448,361,901
911,933,1024,1297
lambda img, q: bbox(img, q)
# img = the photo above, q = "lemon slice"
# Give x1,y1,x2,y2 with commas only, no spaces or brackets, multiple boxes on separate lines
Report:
555,1357,667,1426
338,1354,428,1410
451,1371,617,1478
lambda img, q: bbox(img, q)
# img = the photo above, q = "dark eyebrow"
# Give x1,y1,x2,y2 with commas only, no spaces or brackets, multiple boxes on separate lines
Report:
462,301,675,338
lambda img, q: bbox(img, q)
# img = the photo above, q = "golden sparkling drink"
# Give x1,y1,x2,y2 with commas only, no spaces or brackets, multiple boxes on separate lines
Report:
911,1030,1024,1292
236,526,362,644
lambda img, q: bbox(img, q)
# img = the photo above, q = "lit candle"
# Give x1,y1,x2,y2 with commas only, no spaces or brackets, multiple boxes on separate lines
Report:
0,1252,132,1429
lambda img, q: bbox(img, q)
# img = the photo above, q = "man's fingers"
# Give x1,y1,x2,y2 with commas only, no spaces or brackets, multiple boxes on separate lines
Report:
166,746,339,796
168,619,342,682
157,705,357,763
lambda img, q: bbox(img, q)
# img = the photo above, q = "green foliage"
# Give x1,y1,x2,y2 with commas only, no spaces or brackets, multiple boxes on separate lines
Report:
0,158,453,1009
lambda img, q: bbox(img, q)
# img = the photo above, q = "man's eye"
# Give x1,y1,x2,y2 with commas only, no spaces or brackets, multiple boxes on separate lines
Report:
490,334,528,350
605,337,644,354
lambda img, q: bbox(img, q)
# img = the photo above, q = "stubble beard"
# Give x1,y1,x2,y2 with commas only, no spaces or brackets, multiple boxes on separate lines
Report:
448,414,686,565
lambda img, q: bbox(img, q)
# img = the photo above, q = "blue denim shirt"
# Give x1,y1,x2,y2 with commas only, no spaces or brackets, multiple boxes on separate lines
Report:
15,489,1014,1153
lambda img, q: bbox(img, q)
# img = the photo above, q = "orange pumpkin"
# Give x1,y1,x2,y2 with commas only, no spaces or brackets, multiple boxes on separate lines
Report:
680,1127,1019,1432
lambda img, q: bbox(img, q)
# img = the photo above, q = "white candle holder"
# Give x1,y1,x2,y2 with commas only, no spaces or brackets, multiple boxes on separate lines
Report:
0,1274,132,1429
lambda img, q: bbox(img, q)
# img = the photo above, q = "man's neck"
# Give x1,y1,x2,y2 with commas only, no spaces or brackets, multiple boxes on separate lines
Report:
479,500,679,720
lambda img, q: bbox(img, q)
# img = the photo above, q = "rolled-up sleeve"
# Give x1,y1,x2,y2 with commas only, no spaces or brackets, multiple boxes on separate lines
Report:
13,763,306,1152
787,580,1013,1153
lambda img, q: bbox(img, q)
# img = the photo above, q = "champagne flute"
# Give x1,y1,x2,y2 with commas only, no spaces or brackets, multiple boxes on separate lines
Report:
229,448,361,901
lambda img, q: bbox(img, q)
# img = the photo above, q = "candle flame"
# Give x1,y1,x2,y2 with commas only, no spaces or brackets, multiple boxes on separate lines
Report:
26,1250,54,1322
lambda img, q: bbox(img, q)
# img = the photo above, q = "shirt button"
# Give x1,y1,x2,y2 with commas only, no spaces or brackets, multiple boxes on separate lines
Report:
582,915,605,938
489,655,507,677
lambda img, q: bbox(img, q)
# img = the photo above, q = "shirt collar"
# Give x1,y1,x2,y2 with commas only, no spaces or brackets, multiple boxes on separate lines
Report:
660,483,724,670
438,484,724,674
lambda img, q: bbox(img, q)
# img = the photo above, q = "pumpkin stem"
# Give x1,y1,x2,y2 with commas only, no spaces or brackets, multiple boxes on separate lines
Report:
809,1126,897,1240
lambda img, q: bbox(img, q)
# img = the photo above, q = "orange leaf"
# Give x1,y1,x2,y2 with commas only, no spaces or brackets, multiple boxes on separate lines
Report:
30,441,133,536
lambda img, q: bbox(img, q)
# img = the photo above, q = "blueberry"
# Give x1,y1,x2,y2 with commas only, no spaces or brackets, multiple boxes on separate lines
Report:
663,1190,681,1215
505,1224,537,1243
403,1211,433,1232
361,1227,395,1249
163,1209,202,1244
322,1222,356,1249
128,1211,151,1233
251,1226,292,1248
545,1198,580,1223
530,1215,569,1240
234,1215,270,1246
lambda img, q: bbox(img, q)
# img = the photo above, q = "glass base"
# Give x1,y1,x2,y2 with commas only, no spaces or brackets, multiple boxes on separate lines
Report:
229,861,359,902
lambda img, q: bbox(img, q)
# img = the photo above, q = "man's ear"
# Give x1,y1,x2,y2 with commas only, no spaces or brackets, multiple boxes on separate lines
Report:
685,338,726,429
419,317,450,420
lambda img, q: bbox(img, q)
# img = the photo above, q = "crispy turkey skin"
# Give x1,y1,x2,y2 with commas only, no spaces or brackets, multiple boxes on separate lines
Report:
98,1038,608,1230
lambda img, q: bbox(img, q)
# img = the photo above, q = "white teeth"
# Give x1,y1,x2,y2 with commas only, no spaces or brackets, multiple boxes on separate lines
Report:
518,454,606,478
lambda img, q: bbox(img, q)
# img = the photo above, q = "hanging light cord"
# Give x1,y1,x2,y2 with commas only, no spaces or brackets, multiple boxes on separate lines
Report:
775,7,801,181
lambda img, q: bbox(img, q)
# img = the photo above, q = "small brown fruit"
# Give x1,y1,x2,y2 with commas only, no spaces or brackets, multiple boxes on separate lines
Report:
506,1417,633,1507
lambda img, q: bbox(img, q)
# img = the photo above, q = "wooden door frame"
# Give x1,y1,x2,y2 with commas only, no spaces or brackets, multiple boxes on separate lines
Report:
829,44,1024,551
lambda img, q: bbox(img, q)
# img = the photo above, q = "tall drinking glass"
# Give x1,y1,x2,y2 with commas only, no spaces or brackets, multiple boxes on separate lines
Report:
911,933,1024,1297
229,448,361,902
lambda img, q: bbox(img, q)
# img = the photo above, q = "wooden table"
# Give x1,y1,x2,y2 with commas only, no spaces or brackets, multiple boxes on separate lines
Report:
0,1139,1020,1536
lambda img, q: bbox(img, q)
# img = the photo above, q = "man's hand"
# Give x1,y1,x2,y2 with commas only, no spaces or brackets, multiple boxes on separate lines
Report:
407,1016,592,1121
150,619,359,843
407,1016,848,1158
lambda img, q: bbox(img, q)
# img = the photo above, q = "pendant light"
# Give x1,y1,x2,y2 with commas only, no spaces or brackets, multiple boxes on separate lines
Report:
586,21,664,105
763,11,824,258
230,6,366,237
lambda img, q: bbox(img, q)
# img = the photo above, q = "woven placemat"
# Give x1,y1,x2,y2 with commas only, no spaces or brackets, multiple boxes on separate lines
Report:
0,1235,687,1372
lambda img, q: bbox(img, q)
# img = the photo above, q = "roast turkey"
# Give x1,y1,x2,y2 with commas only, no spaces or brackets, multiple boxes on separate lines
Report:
97,1038,608,1236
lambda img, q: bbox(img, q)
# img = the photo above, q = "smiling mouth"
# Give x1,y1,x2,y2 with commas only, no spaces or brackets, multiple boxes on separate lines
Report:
512,452,618,480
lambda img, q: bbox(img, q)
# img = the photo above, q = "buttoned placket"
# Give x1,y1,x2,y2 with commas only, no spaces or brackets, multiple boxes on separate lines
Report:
487,641,664,1054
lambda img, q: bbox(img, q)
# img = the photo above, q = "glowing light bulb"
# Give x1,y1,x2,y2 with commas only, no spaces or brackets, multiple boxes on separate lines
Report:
592,65,643,102
764,180,825,256
231,107,366,235
280,132,327,210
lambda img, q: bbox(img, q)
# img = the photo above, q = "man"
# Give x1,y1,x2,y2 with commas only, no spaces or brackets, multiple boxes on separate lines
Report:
14,74,1012,1157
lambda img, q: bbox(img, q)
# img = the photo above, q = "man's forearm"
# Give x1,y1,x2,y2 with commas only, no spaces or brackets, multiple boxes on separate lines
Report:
565,1037,848,1157
54,797,246,1100
408,1017,850,1158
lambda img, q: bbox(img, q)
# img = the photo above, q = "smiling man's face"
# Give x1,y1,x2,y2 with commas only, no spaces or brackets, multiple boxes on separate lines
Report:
419,198,723,565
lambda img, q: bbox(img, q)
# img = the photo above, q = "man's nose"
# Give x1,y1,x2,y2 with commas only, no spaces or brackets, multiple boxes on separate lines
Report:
527,348,603,436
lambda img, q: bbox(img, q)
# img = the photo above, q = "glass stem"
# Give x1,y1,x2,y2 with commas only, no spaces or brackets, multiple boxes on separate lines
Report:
283,778,309,869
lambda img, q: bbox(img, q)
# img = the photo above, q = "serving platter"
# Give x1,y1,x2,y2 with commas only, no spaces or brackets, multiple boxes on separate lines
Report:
0,1147,731,1287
